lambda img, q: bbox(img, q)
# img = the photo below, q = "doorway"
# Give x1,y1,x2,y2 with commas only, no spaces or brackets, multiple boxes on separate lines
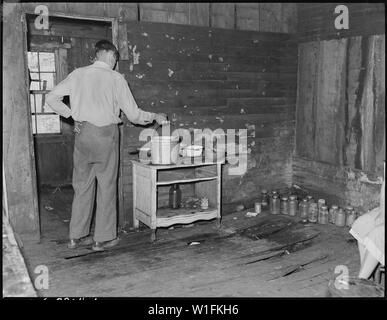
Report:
24,14,119,237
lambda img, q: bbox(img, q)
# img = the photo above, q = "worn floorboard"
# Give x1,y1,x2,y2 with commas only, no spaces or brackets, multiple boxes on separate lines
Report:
20,187,367,297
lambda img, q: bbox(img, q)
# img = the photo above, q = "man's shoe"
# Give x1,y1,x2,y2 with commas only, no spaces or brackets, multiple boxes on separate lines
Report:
67,236,93,249
67,239,79,249
103,237,120,248
91,242,105,251
91,237,120,251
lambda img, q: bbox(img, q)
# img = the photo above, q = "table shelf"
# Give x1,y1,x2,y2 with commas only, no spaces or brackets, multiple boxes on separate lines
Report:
132,160,223,241
156,207,218,228
156,176,218,186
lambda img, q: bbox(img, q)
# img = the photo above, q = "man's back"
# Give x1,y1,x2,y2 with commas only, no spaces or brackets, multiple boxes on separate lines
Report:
47,60,155,127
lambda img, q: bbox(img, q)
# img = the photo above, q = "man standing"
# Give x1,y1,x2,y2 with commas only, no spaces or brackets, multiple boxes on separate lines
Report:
46,40,167,251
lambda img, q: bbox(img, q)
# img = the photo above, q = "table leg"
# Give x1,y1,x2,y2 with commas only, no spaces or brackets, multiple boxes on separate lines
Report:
216,217,221,228
133,217,140,231
151,228,157,242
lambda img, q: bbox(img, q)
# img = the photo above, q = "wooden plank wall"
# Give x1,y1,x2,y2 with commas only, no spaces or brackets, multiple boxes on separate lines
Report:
236,3,297,33
22,2,297,32
294,4,385,211
297,3,385,42
3,2,297,237
119,21,298,226
3,3,41,239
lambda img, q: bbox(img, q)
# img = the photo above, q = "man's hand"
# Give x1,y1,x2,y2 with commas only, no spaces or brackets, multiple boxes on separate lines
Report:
154,113,168,125
74,121,83,135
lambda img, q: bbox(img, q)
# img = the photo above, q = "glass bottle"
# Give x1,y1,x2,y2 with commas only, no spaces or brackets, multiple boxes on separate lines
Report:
271,194,280,215
346,208,357,227
318,199,326,210
318,205,329,224
299,198,309,221
289,195,298,216
281,196,289,215
169,184,181,209
335,208,346,227
329,205,338,224
307,195,314,203
308,201,318,223
261,189,269,207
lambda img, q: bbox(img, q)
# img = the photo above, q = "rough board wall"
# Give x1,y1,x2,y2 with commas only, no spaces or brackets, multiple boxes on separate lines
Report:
3,2,297,236
297,3,385,42
3,3,40,238
294,4,385,212
119,21,298,226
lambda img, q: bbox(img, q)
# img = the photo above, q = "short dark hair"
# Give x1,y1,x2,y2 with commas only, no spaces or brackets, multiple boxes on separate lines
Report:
95,40,119,61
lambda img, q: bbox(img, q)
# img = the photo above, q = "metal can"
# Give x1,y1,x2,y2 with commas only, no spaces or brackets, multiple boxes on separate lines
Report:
289,195,298,216
280,196,289,215
261,190,269,207
299,199,309,221
318,205,329,224
329,205,338,224
254,202,262,214
270,194,280,215
335,208,346,227
318,199,326,209
308,202,318,223
346,208,357,227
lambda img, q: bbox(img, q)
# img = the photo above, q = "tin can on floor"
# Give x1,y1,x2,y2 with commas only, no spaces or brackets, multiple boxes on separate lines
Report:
335,208,346,227
254,202,262,214
289,195,298,216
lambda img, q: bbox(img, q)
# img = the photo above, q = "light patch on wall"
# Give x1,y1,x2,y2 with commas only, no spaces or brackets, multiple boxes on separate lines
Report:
146,62,153,68
136,74,145,79
168,68,174,77
132,45,140,65
141,32,148,37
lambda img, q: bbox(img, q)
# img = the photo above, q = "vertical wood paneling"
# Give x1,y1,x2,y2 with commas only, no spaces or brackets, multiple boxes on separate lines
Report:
105,3,138,21
139,3,189,25
360,36,377,172
315,39,347,165
345,36,362,169
66,2,105,17
259,3,282,32
236,3,260,31
373,35,385,174
188,3,209,27
281,3,297,33
211,3,235,29
297,3,385,42
22,3,297,33
295,41,319,159
3,3,40,237
295,35,385,208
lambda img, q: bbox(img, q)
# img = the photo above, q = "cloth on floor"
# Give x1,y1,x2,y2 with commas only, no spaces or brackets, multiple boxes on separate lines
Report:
350,174,385,266
350,207,385,265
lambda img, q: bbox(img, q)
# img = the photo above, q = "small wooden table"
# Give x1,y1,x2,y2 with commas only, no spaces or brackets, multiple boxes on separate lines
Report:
132,159,223,241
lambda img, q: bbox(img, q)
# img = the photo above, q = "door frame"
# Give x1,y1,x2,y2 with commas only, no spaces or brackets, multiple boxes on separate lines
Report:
22,9,125,236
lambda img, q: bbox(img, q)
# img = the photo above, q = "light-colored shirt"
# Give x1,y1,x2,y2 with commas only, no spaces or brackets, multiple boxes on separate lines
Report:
46,61,155,126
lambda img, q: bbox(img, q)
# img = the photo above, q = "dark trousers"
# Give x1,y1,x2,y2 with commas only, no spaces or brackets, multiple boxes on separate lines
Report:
69,122,119,242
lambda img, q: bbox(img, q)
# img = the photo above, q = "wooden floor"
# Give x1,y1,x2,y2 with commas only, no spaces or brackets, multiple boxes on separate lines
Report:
20,186,364,297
